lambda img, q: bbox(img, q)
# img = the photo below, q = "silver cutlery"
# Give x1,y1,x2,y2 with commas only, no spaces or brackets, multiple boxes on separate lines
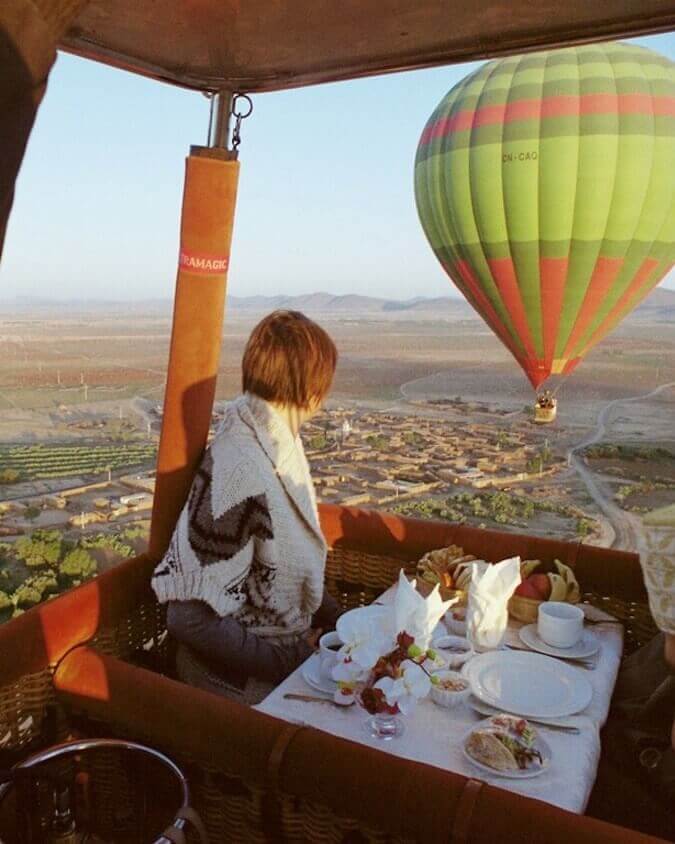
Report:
504,643,597,670
469,699,581,734
283,692,351,707
580,605,621,625
584,618,622,626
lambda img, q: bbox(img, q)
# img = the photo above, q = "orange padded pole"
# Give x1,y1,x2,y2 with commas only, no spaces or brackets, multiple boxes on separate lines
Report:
149,149,239,559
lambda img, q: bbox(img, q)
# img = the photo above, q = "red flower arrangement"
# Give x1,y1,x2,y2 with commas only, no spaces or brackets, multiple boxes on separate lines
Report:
358,631,436,715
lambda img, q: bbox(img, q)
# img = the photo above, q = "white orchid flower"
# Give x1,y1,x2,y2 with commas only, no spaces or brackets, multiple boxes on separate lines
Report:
331,655,368,685
373,660,431,715
394,569,455,651
335,607,393,671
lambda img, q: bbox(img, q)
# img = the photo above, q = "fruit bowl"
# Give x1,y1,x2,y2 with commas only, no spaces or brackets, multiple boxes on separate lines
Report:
508,594,545,623
508,559,580,623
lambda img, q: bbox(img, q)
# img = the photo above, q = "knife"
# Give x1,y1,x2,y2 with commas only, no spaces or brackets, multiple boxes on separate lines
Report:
469,699,581,734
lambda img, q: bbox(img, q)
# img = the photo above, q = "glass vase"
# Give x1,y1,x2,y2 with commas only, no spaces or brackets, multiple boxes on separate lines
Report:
364,712,405,740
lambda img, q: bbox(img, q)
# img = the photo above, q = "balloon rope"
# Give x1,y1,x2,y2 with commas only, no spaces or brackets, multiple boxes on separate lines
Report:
551,375,571,398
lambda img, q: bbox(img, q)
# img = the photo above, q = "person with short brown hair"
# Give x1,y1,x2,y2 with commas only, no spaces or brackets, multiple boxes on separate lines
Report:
151,311,339,704
242,309,337,409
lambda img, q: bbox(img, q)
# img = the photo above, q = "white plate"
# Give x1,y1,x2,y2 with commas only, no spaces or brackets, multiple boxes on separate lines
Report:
462,650,593,719
301,653,337,695
462,723,552,779
519,625,600,660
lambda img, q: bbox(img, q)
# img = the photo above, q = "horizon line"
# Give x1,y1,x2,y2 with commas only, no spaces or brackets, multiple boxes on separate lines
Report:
0,291,466,305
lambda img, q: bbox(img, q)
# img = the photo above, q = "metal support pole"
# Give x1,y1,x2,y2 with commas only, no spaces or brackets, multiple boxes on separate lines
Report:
211,90,233,149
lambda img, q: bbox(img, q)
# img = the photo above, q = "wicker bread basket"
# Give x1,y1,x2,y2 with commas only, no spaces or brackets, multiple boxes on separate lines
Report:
414,576,468,606
415,545,479,608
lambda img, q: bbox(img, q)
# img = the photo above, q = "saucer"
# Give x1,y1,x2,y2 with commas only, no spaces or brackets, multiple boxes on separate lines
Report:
301,653,338,695
519,624,599,660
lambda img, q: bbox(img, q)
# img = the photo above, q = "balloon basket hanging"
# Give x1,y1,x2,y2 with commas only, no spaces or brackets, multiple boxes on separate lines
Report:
534,399,557,424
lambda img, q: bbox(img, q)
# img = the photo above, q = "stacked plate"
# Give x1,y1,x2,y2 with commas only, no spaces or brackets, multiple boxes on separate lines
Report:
462,650,593,719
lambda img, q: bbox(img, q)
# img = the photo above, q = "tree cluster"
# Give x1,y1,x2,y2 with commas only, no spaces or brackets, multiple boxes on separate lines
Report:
396,490,596,537
0,529,98,619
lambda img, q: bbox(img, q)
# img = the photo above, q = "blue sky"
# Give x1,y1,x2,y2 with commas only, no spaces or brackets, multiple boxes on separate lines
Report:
1,33,673,301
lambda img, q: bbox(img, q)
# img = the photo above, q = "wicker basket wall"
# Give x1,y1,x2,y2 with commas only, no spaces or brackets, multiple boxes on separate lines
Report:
324,546,415,609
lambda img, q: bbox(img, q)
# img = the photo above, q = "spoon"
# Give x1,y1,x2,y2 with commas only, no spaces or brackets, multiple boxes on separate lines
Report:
283,692,353,707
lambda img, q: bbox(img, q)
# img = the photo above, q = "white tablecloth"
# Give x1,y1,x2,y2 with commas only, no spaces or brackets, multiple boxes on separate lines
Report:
257,591,623,815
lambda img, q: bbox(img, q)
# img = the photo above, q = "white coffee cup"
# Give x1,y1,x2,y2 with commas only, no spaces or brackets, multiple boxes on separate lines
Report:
319,631,342,679
537,601,584,649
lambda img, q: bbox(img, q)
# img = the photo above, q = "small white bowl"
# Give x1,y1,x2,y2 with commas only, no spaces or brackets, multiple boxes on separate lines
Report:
445,607,467,636
433,635,474,669
430,670,471,709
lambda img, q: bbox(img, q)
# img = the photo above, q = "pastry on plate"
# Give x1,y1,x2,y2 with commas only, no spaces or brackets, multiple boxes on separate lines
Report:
465,718,543,772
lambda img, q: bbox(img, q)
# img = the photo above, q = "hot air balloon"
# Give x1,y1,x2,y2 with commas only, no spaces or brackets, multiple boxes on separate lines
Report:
415,42,675,396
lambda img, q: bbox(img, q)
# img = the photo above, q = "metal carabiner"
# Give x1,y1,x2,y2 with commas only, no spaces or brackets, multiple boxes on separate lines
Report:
230,93,253,151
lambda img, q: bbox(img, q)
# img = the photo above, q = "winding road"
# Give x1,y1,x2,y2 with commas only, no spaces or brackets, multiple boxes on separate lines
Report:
567,382,675,553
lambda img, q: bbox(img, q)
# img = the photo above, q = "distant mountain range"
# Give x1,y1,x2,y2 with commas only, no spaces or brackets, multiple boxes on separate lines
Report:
227,292,474,316
2,287,675,322
624,286,675,322
229,288,675,323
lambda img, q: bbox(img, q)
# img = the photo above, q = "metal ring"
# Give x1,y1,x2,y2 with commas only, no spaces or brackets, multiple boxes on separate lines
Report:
232,93,253,119
0,738,192,844
639,746,662,770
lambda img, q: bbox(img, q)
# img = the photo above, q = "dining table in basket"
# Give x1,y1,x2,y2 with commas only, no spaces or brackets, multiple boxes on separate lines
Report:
256,585,624,815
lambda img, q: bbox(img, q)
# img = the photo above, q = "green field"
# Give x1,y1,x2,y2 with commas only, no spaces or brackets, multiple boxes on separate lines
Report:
0,443,157,482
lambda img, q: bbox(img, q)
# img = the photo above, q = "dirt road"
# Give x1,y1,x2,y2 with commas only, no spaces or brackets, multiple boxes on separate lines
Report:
568,382,675,554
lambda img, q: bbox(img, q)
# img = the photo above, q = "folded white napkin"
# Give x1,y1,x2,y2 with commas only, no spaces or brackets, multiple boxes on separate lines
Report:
395,569,455,650
466,557,521,651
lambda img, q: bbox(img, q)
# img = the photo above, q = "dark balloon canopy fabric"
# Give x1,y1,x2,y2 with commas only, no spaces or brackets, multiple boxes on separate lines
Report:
415,42,675,388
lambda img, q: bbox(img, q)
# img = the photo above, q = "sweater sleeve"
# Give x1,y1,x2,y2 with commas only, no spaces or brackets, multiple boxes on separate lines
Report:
151,449,273,617
167,600,314,685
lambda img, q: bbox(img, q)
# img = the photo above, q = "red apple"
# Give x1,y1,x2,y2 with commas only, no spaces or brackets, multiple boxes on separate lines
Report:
514,579,541,599
529,574,552,600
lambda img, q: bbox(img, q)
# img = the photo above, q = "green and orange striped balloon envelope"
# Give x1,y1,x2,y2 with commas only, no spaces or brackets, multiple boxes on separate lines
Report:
414,42,675,389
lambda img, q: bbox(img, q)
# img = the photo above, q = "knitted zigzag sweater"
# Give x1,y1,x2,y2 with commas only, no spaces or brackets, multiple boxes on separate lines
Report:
151,394,327,639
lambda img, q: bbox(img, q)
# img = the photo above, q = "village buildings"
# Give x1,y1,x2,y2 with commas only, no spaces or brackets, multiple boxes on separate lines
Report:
302,407,559,509
0,406,565,541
